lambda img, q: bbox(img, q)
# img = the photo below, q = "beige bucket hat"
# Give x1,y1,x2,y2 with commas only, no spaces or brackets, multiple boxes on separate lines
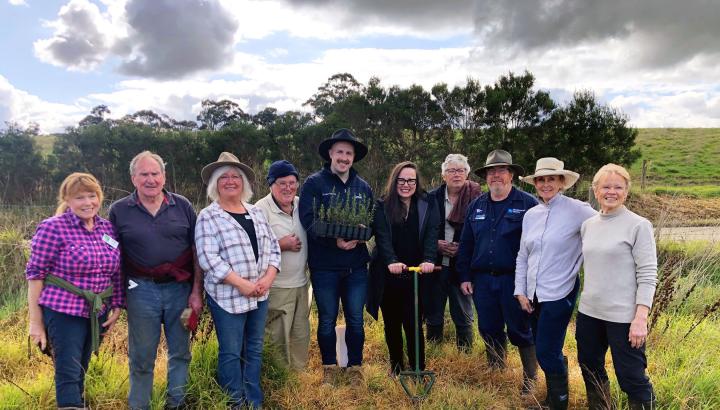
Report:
521,157,579,190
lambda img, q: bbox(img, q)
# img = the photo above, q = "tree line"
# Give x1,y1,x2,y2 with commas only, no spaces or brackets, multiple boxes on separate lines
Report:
0,71,639,205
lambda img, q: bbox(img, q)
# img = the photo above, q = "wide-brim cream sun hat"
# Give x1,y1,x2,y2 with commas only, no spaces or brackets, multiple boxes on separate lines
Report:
521,157,580,190
201,152,256,185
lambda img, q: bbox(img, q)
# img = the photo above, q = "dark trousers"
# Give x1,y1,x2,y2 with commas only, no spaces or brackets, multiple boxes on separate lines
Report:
576,312,655,402
422,266,474,333
381,274,425,372
43,306,107,408
472,273,534,351
531,278,579,375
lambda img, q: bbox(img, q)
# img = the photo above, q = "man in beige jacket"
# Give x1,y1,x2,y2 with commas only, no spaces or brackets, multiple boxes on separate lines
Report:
255,160,310,370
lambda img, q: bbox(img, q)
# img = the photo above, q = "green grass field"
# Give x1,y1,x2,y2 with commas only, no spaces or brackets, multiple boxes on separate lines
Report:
630,128,720,187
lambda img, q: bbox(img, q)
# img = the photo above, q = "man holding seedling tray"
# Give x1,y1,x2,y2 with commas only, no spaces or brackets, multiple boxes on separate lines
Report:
298,128,374,386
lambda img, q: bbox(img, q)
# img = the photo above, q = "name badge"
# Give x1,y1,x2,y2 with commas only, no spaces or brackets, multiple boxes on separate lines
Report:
102,234,119,249
474,210,486,220
245,214,253,220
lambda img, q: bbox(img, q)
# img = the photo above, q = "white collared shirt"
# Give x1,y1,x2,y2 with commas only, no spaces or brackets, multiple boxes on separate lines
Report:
254,193,308,288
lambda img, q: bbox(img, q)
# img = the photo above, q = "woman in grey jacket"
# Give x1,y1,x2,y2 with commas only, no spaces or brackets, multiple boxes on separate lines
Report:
577,164,658,410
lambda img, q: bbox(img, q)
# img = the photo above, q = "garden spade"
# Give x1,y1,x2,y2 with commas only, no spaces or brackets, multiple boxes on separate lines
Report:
398,266,439,402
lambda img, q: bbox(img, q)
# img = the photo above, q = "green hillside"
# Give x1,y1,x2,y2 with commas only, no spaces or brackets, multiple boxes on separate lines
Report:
630,128,720,186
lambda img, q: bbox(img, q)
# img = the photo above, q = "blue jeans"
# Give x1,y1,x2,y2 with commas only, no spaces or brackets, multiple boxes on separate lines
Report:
207,296,268,409
43,307,107,408
531,278,580,374
576,312,655,402
472,273,533,350
126,278,191,410
310,267,368,366
423,266,474,332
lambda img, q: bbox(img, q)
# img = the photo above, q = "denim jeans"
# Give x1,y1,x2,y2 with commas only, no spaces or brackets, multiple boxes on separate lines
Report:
207,296,268,409
576,312,655,402
422,266,474,332
310,267,368,366
43,307,107,408
126,278,191,410
471,273,534,350
531,278,580,374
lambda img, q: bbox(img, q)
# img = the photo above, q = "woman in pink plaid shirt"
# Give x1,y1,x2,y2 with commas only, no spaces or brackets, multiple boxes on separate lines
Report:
26,172,123,409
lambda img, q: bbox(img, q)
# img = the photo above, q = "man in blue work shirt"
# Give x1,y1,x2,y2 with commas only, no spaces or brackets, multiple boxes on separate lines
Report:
298,128,373,385
456,149,539,396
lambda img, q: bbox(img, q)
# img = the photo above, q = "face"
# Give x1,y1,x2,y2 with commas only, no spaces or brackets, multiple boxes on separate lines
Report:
131,157,166,200
67,190,100,223
594,172,628,213
442,162,468,190
485,166,513,197
328,141,355,175
217,169,244,201
270,174,298,207
396,167,417,200
534,175,563,203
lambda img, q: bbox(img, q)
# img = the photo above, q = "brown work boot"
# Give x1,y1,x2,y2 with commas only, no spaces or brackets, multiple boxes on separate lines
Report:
322,364,340,386
345,365,364,386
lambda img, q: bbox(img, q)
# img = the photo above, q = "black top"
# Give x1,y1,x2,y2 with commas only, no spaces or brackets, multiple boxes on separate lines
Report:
109,190,196,268
366,194,440,320
391,199,422,268
226,210,259,262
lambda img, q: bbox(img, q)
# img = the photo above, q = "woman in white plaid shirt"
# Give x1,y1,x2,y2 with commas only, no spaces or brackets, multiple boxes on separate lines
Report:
195,152,281,409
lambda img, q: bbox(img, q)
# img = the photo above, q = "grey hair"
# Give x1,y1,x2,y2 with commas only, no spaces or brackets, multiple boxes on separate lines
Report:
441,153,471,174
129,151,166,175
206,165,254,202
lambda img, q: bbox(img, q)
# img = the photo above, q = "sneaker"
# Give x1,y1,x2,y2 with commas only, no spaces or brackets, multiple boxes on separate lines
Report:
322,364,340,386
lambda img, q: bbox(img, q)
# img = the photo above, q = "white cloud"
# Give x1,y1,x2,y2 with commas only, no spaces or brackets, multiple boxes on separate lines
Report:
0,75,87,132
33,0,115,71
8,0,28,6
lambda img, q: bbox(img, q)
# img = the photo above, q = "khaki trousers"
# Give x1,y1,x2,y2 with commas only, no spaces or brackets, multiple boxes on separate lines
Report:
265,283,311,369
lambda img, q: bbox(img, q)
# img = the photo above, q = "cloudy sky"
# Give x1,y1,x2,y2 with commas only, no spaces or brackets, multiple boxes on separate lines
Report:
1,0,718,133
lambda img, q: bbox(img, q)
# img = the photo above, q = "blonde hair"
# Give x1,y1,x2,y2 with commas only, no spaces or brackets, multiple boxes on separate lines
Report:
55,172,104,215
591,163,631,189
206,165,254,202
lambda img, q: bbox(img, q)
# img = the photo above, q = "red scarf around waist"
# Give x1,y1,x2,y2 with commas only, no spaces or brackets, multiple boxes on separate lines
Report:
124,248,194,282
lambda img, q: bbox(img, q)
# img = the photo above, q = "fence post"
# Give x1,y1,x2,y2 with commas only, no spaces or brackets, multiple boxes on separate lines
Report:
641,159,648,192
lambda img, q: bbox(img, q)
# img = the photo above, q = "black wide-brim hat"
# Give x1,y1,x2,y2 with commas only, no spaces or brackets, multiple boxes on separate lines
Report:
474,149,525,178
318,128,368,163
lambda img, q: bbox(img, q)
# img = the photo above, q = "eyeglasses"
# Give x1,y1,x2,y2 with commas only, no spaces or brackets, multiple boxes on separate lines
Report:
275,181,298,189
486,167,510,175
445,168,467,175
396,178,417,186
218,175,242,182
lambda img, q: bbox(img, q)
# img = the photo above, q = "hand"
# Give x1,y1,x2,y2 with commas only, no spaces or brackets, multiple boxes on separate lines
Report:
516,295,533,313
253,274,274,297
628,316,648,348
438,240,448,255
101,308,122,335
279,233,302,252
419,262,435,274
236,278,257,297
388,262,407,274
188,291,204,316
29,321,47,351
337,238,359,250
460,281,473,295
445,242,459,257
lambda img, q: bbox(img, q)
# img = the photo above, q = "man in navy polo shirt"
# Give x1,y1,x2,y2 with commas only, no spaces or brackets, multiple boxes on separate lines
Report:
298,129,373,385
109,151,203,410
456,149,539,395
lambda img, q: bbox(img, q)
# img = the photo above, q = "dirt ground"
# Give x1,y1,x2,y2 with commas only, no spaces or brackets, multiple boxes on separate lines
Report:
628,193,720,226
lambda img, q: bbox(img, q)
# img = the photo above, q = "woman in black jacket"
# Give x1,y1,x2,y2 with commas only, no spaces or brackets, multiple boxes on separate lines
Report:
367,161,440,376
